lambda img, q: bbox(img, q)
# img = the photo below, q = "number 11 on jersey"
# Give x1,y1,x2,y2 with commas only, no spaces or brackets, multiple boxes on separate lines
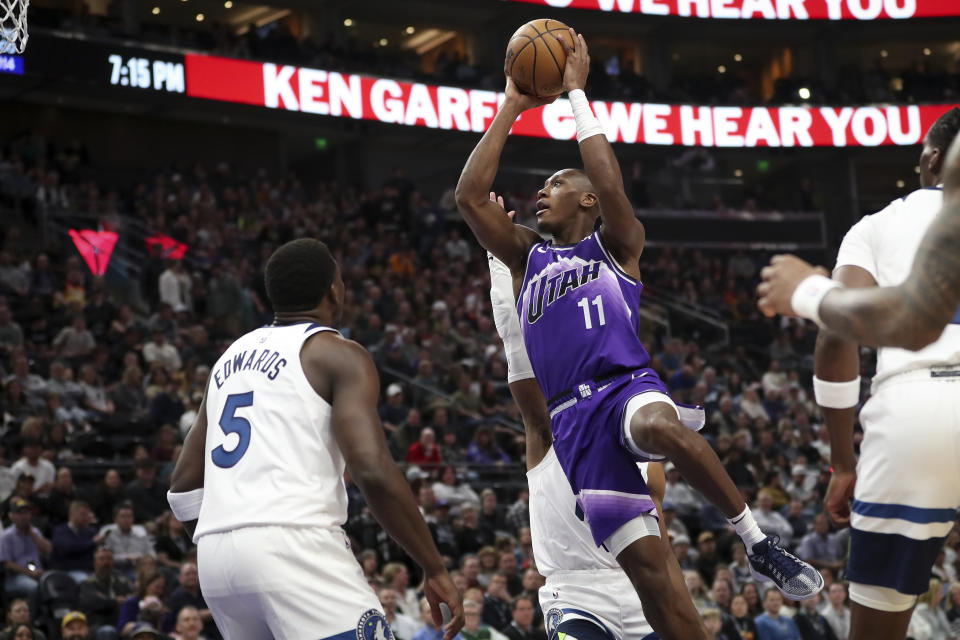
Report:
578,295,606,330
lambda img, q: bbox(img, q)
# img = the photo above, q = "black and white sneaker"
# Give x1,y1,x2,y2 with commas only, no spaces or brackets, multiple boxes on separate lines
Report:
748,535,824,601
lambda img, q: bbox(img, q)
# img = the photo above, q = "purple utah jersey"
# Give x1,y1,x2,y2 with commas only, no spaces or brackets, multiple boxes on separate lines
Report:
517,230,651,401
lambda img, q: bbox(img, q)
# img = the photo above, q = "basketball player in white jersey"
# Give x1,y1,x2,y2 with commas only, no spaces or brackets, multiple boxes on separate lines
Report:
486,196,698,640
166,239,463,640
757,110,960,640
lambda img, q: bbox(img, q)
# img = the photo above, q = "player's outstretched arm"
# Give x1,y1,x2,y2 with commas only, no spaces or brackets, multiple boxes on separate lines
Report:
455,79,547,272
814,266,875,527
309,337,464,640
560,30,645,266
169,381,210,538
758,134,960,349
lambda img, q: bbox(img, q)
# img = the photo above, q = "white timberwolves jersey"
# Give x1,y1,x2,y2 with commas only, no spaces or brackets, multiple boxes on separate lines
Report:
835,186,960,386
528,446,648,574
194,323,347,540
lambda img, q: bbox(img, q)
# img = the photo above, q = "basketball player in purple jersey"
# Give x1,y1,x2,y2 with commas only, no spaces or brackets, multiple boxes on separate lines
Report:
456,30,822,637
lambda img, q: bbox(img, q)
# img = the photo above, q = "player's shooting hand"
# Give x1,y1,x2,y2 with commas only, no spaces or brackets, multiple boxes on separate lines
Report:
824,470,856,528
756,254,829,318
560,29,590,93
424,570,464,640
504,76,557,112
489,192,516,220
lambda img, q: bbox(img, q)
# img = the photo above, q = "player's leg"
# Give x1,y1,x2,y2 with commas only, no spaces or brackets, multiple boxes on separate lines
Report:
843,377,960,640
625,393,822,600
610,520,706,639
197,533,273,640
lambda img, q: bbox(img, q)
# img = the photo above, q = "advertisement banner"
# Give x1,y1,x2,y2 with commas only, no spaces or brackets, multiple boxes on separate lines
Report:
505,0,960,19
184,54,958,148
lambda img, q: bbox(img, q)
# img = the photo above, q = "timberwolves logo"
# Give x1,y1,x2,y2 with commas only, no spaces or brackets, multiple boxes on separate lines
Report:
545,608,564,638
356,610,393,640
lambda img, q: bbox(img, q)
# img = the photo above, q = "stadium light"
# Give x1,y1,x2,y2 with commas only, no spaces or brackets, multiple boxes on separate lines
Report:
717,65,726,74
224,0,233,8
343,18,354,27
152,6,159,14
196,13,204,22
798,87,811,100
405,26,415,35
734,53,742,62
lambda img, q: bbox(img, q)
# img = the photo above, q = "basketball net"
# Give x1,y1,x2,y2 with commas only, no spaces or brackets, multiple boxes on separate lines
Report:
0,0,28,55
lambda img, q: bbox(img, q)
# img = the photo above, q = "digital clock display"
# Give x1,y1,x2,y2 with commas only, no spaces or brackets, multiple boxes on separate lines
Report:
107,54,185,92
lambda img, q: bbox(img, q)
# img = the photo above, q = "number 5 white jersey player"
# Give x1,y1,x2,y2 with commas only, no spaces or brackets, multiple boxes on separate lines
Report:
167,239,463,640
487,214,700,640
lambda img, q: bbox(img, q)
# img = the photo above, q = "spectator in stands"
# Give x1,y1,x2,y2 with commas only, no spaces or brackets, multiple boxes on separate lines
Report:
11,440,55,496
663,462,702,517
793,592,837,640
710,577,733,613
728,593,758,639
111,367,148,420
51,500,101,582
482,573,512,632
504,489,529,532
163,563,215,638
379,586,419,640
672,534,696,572
407,427,442,469
755,589,801,640
2,474,34,518
53,315,96,362
60,611,89,640
41,467,80,525
78,548,132,634
380,383,409,432
126,459,168,522
466,427,509,466
460,554,481,590
413,597,458,640
460,598,506,640
819,583,850,640
762,360,788,395
702,608,732,640
158,261,191,313
696,531,720,585
0,599,45,640
685,570,711,612
0,497,50,613
89,469,126,525
142,330,181,373
910,578,952,639
118,571,167,638
753,489,794,546
99,502,155,577
502,595,543,640
0,305,24,354
79,365,114,415
479,490,507,535
171,606,203,640
432,466,479,507
382,563,420,618
457,502,493,554
799,514,845,573
497,552,522,597
154,512,190,570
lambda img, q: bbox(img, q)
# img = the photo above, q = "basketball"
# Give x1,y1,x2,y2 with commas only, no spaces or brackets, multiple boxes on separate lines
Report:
504,19,575,98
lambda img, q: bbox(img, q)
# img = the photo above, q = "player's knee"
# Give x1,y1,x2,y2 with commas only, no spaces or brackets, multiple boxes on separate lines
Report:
630,411,683,456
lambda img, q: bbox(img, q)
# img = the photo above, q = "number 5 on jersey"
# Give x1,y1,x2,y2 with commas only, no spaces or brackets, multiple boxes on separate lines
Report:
212,391,253,468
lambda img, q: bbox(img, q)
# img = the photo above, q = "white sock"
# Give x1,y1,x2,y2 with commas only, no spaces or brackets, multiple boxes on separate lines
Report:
728,506,767,551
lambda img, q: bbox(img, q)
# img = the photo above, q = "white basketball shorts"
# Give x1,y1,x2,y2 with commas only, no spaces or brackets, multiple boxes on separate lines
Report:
488,252,534,383
846,369,960,611
540,570,657,640
198,525,391,640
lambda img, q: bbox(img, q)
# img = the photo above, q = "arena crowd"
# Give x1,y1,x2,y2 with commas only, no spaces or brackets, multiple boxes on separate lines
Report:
0,128,958,640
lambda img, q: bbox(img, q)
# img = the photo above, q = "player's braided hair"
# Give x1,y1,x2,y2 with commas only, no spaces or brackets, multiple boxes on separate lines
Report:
928,107,960,152
264,238,336,313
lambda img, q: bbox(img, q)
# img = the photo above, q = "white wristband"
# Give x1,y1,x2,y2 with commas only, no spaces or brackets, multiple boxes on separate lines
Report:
167,488,204,522
813,376,861,409
790,274,840,327
568,89,604,143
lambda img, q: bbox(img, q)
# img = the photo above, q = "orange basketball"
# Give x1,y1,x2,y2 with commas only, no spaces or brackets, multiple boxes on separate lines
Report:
504,19,575,99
